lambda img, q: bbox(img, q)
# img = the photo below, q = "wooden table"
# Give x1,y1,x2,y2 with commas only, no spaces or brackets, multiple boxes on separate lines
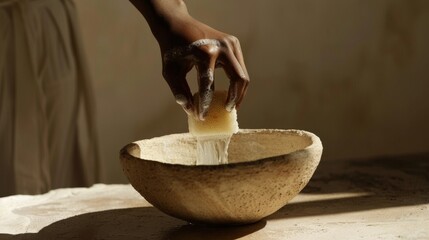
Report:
1,154,428,240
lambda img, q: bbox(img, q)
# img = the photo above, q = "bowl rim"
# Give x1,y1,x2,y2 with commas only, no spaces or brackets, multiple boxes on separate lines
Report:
120,129,323,170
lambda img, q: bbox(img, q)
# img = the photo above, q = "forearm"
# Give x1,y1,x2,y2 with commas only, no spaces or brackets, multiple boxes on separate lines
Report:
129,0,190,40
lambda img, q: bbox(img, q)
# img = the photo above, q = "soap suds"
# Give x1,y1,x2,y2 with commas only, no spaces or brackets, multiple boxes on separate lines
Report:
163,39,221,61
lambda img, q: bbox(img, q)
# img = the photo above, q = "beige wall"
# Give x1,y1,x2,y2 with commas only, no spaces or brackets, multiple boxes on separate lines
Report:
75,0,429,183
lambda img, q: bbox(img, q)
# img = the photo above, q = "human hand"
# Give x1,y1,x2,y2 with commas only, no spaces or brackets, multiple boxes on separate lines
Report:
159,16,250,120
130,0,249,120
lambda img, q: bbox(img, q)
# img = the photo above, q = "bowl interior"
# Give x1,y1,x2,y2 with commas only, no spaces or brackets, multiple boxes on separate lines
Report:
129,129,313,165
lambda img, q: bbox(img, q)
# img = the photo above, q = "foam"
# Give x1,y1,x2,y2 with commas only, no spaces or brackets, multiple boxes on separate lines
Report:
163,39,221,62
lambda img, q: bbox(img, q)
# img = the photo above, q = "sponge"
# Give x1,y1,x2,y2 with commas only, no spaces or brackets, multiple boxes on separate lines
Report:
188,91,239,137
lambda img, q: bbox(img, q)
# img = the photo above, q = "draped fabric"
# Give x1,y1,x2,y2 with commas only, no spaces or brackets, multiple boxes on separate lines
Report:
0,0,101,196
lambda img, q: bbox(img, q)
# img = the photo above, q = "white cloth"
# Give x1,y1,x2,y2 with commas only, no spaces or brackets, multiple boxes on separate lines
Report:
0,0,101,196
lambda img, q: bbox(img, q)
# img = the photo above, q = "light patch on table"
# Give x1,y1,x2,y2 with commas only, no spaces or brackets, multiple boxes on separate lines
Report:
0,184,144,234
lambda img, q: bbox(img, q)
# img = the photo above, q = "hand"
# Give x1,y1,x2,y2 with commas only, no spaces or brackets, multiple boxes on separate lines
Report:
159,17,249,120
130,0,249,120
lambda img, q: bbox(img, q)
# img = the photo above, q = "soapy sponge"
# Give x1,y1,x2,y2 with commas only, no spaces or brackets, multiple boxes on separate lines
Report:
188,91,239,137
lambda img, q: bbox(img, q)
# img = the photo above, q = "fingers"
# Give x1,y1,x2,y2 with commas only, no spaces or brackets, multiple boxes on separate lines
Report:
162,37,249,118
196,56,217,120
163,61,194,116
222,46,250,111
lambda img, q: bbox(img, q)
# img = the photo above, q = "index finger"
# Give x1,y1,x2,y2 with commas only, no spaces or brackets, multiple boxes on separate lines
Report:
163,61,195,116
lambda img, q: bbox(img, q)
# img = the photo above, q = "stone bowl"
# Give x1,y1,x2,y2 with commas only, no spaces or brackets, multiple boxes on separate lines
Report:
120,129,322,225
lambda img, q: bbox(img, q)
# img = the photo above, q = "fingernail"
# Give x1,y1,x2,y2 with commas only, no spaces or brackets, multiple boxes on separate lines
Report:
226,101,235,112
180,103,194,116
175,94,187,105
175,94,193,115
225,94,236,112
182,105,193,116
199,104,209,121
199,114,205,121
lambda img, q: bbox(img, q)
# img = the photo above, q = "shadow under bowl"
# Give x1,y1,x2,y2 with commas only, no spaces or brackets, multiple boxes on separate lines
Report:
120,129,323,225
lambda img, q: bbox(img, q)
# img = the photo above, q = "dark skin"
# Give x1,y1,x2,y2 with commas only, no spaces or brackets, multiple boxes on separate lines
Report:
130,0,249,120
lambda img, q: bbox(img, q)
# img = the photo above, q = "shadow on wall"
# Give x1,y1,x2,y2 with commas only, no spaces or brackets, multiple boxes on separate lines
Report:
1,153,428,239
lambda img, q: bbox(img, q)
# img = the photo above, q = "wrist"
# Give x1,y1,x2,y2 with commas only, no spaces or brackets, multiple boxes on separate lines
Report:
131,0,190,39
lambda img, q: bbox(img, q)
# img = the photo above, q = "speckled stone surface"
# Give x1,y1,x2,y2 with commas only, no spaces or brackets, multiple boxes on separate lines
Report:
1,153,428,240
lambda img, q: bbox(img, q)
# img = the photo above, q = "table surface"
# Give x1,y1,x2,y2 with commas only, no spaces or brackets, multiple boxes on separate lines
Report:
1,153,428,240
